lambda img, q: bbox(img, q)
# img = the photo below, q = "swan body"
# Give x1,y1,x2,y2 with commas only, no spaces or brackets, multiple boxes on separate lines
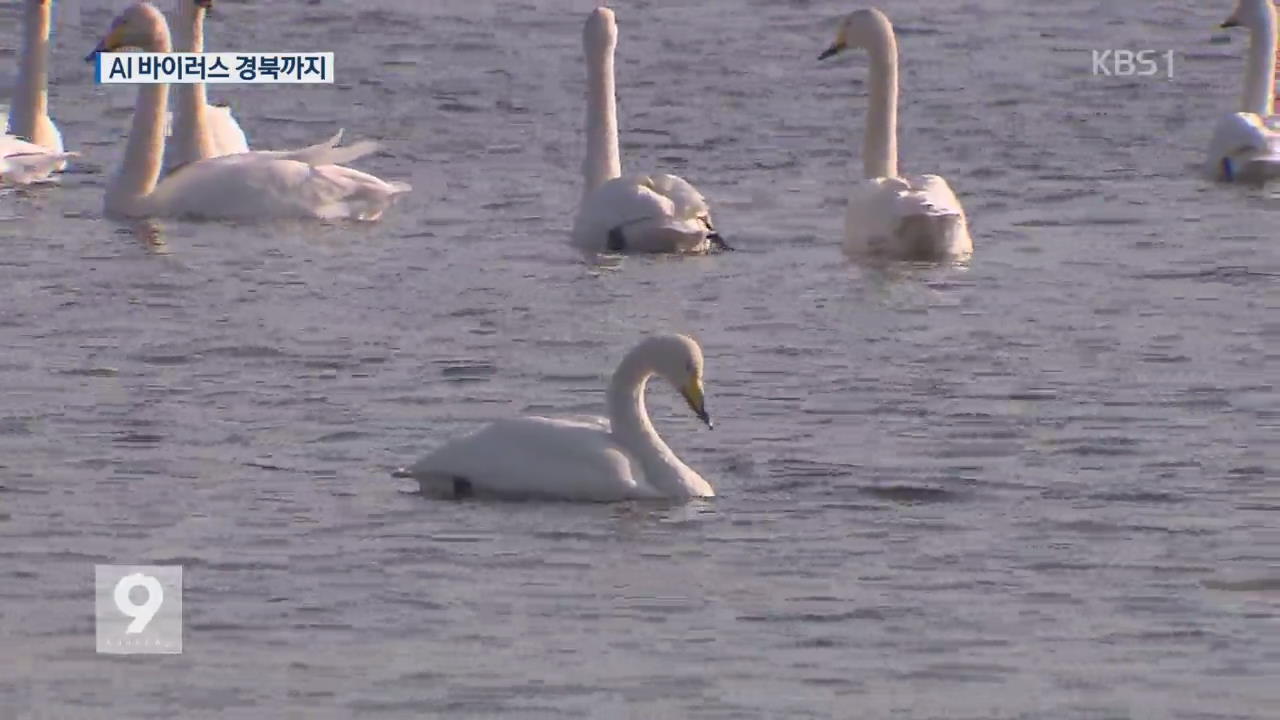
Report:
1208,112,1280,182
820,8,972,261
3,0,73,183
844,175,971,260
164,0,250,170
89,3,410,221
572,173,723,253
1208,0,1280,182
571,8,728,254
398,334,716,502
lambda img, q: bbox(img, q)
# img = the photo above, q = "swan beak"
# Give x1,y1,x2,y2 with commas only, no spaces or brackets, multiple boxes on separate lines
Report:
819,42,845,60
681,378,713,429
1220,17,1239,28
85,26,124,63
84,42,106,63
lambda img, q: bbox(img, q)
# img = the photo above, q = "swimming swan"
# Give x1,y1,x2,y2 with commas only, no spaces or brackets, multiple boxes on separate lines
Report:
396,334,717,502
164,0,249,169
162,0,354,170
570,8,730,254
1207,0,1280,182
820,8,972,261
88,2,411,221
3,0,77,184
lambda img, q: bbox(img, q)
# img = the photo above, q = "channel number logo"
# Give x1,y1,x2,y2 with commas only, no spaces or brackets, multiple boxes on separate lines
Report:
113,572,166,633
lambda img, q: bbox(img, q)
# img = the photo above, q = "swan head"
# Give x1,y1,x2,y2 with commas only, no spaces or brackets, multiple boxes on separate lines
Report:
639,334,711,429
85,2,167,61
584,6,618,55
1221,0,1276,30
819,8,893,60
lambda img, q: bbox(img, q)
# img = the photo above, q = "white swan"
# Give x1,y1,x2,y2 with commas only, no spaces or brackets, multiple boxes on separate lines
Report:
3,0,77,184
570,8,729,254
820,8,972,261
87,3,411,221
396,334,716,502
1207,0,1280,183
164,0,250,169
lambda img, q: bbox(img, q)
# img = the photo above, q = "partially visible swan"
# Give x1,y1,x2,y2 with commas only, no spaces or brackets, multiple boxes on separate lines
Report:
87,3,411,221
396,334,716,502
164,0,250,169
3,0,77,183
570,8,730,254
819,8,972,261
0,137,76,185
1207,0,1280,182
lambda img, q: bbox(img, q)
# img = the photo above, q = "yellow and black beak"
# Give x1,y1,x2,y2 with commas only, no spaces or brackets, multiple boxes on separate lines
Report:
85,26,124,63
819,41,846,60
680,377,713,429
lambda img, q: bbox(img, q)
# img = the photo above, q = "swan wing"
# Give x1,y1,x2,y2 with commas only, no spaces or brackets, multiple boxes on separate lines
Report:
247,129,382,167
1207,112,1280,182
143,155,411,221
206,104,249,157
404,416,656,501
572,173,720,253
845,175,972,260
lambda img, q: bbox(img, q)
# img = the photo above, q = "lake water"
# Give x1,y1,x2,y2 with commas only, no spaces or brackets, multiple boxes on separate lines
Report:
1,0,1277,718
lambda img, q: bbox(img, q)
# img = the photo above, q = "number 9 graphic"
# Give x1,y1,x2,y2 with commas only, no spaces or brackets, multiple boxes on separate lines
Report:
113,573,164,634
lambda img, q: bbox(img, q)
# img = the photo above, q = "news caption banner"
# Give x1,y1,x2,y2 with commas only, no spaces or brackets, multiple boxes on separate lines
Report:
94,565,183,655
92,52,335,84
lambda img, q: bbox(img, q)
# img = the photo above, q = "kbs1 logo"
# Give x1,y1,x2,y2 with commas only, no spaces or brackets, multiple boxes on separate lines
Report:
1091,50,1175,78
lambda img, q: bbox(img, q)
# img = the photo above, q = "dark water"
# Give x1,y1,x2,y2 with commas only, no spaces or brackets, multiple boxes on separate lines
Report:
1,0,1277,718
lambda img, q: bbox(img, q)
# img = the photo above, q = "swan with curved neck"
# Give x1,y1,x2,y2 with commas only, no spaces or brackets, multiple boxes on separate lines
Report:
820,8,972,261
398,334,716,502
2,0,77,183
570,8,730,254
1208,0,1280,182
87,3,410,221
165,0,249,168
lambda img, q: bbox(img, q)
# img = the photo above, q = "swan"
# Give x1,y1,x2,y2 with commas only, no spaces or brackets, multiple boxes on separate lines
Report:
164,0,249,169
1207,0,1280,182
570,8,730,254
395,334,716,502
3,0,77,184
819,8,972,261
86,2,411,221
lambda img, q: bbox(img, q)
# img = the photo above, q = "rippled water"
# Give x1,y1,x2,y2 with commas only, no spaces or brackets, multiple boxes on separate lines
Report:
2,0,1278,718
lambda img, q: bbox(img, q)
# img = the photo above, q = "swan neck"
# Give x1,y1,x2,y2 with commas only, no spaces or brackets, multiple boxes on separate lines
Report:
583,42,622,196
9,0,52,143
1242,7,1278,117
863,29,899,179
112,25,173,215
607,353,691,496
173,3,216,161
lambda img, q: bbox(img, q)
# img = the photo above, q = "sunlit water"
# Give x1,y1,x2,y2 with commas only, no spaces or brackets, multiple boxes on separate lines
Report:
1,0,1277,718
